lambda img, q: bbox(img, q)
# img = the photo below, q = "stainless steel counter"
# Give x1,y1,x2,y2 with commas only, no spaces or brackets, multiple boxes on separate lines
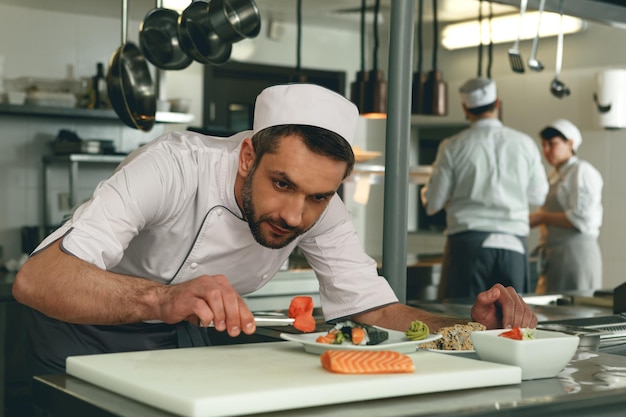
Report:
32,349,626,417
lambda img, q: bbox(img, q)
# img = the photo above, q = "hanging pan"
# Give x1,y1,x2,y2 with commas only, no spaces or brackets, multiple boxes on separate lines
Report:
422,0,447,116
178,0,232,65
139,0,193,70
208,0,261,43
107,0,156,131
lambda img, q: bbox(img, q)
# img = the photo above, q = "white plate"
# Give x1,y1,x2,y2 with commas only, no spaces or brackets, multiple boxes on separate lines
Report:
280,328,442,355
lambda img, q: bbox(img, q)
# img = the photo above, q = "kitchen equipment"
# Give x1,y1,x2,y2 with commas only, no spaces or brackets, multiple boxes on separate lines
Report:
594,68,626,129
411,0,425,114
107,0,156,131
66,343,521,417
550,0,570,98
208,0,261,43
527,0,545,72
206,315,295,327
422,0,447,116
178,0,232,65
508,0,527,73
139,0,193,70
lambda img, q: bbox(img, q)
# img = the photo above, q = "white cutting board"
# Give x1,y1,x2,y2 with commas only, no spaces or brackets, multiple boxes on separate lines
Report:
66,342,521,417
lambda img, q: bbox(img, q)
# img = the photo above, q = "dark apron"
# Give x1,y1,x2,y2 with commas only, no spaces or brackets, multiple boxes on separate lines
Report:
439,231,529,299
23,307,211,378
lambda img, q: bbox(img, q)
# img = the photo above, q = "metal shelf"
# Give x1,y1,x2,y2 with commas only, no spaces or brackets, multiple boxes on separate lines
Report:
42,154,126,232
0,103,193,124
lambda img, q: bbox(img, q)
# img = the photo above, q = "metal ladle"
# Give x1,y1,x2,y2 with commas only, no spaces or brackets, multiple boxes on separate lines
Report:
527,0,545,71
551,0,570,98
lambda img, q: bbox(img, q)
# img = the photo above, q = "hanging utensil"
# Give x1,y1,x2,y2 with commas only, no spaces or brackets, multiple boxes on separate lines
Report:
527,0,545,72
178,0,232,65
422,0,447,116
107,0,156,131
477,0,484,78
508,0,526,73
208,0,261,44
411,0,425,114
139,0,192,70
550,0,570,98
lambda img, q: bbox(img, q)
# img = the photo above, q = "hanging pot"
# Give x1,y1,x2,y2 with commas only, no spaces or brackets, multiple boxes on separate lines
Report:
139,5,193,70
411,0,426,114
178,0,232,65
422,0,447,116
107,0,156,131
208,0,261,43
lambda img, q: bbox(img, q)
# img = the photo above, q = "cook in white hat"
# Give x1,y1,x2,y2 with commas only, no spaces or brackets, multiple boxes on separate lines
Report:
16,80,537,380
544,118,583,152
459,77,498,110
531,118,603,295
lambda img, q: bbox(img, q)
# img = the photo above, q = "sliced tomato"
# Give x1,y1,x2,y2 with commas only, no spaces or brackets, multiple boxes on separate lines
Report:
288,296,316,333
498,327,523,340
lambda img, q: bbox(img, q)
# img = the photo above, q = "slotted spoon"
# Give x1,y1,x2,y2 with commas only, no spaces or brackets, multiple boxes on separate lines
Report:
508,0,527,73
527,0,545,72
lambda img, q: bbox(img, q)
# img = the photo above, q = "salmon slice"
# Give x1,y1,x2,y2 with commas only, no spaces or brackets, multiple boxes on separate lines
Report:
320,350,415,374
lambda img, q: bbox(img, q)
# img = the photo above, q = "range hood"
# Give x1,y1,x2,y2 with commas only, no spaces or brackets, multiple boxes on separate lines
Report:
493,0,626,29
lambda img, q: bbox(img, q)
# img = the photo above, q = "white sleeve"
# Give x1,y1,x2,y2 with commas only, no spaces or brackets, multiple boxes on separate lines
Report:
564,162,603,234
421,139,453,215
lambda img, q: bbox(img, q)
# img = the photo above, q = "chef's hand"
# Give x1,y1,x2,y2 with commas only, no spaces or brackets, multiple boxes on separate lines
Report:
157,274,256,337
470,284,538,330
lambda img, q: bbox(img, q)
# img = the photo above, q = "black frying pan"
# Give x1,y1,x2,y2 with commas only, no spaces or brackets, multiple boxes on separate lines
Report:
107,0,156,131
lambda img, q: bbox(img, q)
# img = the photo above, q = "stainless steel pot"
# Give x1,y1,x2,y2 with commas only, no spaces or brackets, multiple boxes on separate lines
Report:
178,0,232,65
107,0,156,131
208,0,261,43
140,6,193,70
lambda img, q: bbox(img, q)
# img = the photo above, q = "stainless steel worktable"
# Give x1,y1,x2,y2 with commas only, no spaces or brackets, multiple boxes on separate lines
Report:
31,297,626,417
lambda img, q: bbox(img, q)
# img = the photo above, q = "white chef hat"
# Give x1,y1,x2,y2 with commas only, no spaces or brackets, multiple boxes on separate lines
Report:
547,118,582,151
459,77,497,109
253,83,359,146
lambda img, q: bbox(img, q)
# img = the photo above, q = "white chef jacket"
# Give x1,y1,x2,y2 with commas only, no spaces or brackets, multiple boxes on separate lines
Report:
544,156,603,239
34,131,398,321
422,118,548,237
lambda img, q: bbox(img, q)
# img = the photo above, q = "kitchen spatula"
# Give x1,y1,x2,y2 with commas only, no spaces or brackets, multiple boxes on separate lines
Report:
508,0,527,73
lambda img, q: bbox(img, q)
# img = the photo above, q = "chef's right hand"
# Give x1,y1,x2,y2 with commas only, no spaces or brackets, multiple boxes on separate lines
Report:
157,274,256,337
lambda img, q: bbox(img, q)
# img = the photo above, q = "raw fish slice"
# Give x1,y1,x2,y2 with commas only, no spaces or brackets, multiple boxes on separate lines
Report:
320,350,415,374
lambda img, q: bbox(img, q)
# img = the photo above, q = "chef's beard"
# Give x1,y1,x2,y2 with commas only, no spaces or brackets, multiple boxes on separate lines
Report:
241,167,304,249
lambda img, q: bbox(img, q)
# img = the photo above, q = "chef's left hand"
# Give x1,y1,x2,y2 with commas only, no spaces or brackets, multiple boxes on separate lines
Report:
470,284,538,329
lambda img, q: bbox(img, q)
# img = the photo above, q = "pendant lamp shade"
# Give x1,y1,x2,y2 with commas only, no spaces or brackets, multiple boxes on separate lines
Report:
350,0,387,118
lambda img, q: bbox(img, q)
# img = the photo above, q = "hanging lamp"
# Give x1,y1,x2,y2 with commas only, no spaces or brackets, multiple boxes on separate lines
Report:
350,0,387,119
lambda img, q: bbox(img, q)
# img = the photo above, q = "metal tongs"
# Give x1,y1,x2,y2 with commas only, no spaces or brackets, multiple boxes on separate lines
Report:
205,313,295,327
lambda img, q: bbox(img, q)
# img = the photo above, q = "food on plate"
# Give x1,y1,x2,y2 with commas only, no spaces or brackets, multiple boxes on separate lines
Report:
498,327,535,340
419,322,486,351
405,320,429,341
320,350,415,374
288,296,316,333
315,320,389,345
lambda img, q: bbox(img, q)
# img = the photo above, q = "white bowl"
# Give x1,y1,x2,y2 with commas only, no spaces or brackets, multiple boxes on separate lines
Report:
470,329,579,380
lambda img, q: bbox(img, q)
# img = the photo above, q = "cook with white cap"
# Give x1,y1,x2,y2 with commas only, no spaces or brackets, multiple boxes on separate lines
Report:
421,77,549,299
14,83,538,379
530,119,603,294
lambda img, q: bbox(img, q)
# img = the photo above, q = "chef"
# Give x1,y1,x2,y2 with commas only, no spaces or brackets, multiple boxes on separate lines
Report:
13,83,537,378
530,119,603,294
421,77,549,299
